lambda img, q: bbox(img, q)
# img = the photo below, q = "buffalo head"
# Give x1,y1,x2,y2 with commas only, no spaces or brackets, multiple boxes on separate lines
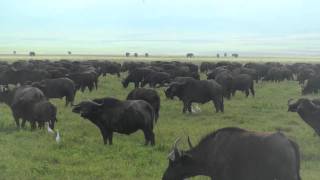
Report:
31,81,46,90
165,83,185,99
0,85,11,104
72,100,103,119
301,84,311,95
288,98,317,112
122,79,129,88
162,138,194,180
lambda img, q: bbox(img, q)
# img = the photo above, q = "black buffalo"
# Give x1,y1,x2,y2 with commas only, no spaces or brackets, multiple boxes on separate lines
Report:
32,78,76,106
215,71,233,99
122,68,154,88
126,88,160,121
141,71,171,88
302,75,320,95
288,98,320,136
33,100,57,129
163,127,301,180
232,74,255,97
0,86,57,129
72,97,156,145
165,79,224,113
67,72,97,92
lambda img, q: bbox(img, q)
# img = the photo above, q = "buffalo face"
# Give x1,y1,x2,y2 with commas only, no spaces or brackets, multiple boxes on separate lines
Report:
288,98,313,112
288,99,299,112
72,101,102,119
0,86,11,104
163,138,194,180
165,83,183,99
122,79,129,88
302,86,311,95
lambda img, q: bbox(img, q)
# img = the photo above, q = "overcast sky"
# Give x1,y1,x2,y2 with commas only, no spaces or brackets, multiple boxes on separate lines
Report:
0,0,319,55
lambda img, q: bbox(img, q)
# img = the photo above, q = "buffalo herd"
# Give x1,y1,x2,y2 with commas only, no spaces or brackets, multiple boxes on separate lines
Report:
1,59,320,179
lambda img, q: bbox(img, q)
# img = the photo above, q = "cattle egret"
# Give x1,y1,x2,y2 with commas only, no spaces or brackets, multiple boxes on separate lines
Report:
191,104,201,113
55,130,61,143
47,124,55,134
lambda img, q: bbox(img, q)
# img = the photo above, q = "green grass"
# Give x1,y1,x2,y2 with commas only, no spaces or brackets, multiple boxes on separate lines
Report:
1,60,320,179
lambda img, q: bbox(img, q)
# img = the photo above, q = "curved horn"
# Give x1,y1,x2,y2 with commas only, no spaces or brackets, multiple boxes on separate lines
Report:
288,98,295,105
88,100,103,106
173,137,181,150
187,136,193,149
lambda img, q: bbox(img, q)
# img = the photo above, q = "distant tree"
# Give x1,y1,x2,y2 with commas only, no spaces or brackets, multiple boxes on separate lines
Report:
134,53,138,57
186,53,194,58
216,53,220,58
145,53,149,57
224,52,227,57
232,53,239,58
13,51,16,55
29,51,36,56
125,52,130,57
68,51,72,55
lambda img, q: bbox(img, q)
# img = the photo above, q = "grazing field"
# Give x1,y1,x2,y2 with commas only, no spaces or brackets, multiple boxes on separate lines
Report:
0,58,320,180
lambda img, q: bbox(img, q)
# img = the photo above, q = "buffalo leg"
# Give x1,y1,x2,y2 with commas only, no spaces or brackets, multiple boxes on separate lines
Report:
245,89,249,97
89,84,94,92
21,119,27,128
97,125,109,144
231,90,236,96
212,99,220,113
220,96,224,112
250,86,255,97
14,116,20,128
187,102,192,113
149,131,155,146
143,130,150,145
134,82,139,88
107,131,113,145
81,85,85,92
143,129,155,146
30,121,37,130
182,102,188,113
65,98,69,107
95,81,98,90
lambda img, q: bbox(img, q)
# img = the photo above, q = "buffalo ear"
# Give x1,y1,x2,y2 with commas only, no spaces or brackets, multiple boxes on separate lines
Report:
168,149,181,161
181,151,193,161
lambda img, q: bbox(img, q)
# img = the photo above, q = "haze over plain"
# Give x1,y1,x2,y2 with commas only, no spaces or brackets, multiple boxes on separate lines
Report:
0,0,319,56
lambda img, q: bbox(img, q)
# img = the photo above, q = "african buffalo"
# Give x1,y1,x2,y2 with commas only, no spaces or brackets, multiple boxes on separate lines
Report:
141,71,171,88
165,79,224,113
33,100,57,129
72,97,156,145
302,75,320,95
32,78,76,106
215,71,233,99
163,127,301,180
0,86,57,129
232,74,255,97
126,88,160,121
288,98,320,136
67,72,97,92
122,68,154,88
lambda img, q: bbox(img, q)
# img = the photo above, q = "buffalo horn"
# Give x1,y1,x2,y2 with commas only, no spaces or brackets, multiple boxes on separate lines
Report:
88,100,103,107
173,137,181,150
288,98,295,105
187,136,193,149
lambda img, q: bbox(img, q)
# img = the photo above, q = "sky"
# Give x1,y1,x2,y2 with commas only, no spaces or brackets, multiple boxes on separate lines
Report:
0,0,319,56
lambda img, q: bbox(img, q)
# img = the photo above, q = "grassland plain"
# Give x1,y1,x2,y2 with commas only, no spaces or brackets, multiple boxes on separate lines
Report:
0,57,320,180
1,54,320,63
